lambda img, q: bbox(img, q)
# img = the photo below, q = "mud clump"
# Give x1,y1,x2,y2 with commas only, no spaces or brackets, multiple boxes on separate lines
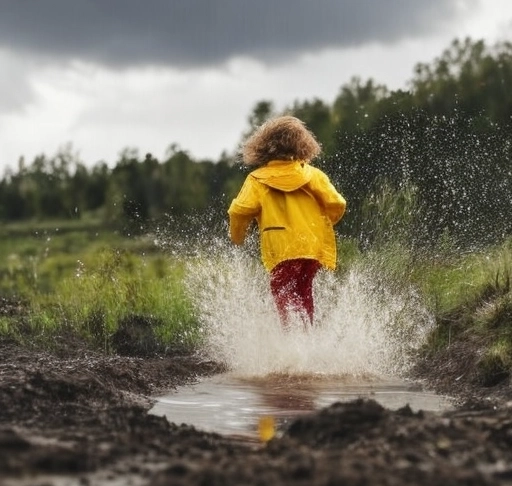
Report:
1,338,512,486
111,313,163,356
0,297,26,318
286,398,388,447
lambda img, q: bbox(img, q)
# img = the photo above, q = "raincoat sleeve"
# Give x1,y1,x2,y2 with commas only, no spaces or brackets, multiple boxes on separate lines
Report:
308,169,346,224
228,176,261,245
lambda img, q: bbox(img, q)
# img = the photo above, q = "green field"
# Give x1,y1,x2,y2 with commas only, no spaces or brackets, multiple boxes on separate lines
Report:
1,219,511,385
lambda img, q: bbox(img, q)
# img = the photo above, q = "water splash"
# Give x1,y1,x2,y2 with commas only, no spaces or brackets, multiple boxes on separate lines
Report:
329,111,512,249
185,239,433,378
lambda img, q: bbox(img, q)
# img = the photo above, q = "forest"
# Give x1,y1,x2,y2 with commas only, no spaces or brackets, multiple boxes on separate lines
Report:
1,37,512,250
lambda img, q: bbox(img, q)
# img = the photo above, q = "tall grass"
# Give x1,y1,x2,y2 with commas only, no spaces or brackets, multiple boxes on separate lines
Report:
31,249,200,352
1,202,512,386
352,183,512,385
0,222,201,352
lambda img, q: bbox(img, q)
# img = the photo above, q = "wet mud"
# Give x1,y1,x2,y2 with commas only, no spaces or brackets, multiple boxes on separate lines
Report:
1,336,512,486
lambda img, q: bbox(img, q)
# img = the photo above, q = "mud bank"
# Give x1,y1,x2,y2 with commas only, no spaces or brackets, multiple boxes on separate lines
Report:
1,338,511,486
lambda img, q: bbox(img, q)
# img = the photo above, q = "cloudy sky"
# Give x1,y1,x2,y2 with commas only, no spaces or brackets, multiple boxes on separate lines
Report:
0,0,511,173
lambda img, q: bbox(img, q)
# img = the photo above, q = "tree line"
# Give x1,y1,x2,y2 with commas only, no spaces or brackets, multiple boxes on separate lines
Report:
1,37,512,248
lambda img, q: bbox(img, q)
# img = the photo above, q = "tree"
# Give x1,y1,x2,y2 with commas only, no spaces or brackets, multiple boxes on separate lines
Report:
332,77,388,133
105,149,148,233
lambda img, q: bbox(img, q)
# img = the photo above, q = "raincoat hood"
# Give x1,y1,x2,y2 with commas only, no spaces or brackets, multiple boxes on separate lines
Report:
250,160,312,192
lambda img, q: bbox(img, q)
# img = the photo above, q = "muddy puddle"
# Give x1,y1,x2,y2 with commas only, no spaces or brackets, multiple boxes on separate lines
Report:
150,373,453,438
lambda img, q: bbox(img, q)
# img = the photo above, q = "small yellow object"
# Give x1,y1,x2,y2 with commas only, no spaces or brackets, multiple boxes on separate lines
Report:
258,415,276,442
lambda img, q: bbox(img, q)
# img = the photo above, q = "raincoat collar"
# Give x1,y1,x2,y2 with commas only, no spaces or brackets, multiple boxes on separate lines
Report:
250,160,313,192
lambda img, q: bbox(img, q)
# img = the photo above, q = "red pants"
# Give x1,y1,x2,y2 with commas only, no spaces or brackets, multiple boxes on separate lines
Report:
270,259,321,328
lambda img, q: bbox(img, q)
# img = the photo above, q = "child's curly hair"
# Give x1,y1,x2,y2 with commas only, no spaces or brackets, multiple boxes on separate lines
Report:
242,115,321,166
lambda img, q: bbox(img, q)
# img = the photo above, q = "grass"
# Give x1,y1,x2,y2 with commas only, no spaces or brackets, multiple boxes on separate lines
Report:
46,249,200,353
339,181,512,388
410,239,512,385
0,220,201,352
1,217,512,387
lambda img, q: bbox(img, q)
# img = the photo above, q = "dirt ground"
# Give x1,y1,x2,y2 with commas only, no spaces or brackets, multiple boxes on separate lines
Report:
1,329,512,486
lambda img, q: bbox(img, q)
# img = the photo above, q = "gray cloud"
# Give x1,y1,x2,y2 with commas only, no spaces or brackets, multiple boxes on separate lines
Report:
0,50,42,112
0,0,475,68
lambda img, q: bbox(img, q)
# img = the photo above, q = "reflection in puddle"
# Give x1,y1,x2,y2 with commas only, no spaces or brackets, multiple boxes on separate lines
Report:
150,373,452,438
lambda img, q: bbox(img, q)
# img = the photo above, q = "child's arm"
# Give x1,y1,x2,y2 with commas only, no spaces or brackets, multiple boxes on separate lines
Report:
324,192,346,225
228,176,260,245
228,213,253,245
307,169,346,224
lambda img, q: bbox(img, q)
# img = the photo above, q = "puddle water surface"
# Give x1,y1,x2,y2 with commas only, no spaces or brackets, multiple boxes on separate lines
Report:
150,373,452,438
152,243,454,439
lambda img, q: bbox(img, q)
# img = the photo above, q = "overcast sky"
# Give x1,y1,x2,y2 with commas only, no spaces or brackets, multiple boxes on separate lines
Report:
0,0,511,173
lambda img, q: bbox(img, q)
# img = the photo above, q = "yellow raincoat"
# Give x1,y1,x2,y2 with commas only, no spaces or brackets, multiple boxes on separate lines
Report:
228,160,346,271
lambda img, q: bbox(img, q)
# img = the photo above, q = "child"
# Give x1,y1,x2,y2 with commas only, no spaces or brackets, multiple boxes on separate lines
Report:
228,115,346,328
